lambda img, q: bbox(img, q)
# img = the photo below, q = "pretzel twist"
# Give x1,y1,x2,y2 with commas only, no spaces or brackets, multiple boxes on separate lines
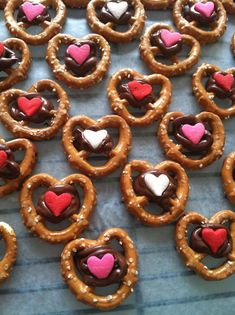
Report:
141,0,175,9
221,152,235,205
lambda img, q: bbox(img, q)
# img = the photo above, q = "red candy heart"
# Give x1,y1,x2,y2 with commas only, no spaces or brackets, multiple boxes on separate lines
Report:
0,42,5,58
128,80,153,101
213,73,234,92
44,191,72,217
0,151,7,168
17,97,42,117
202,227,227,253
160,29,182,47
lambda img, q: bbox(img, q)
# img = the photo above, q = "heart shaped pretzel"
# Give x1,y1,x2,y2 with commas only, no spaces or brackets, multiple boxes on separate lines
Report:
141,0,175,9
4,0,67,45
192,64,235,119
176,210,235,280
0,79,69,141
61,228,138,310
0,222,17,283
20,173,96,243
221,152,235,205
139,23,200,77
86,0,146,43
46,33,110,89
63,0,89,7
120,159,189,226
158,111,225,169
173,0,227,44
62,115,132,177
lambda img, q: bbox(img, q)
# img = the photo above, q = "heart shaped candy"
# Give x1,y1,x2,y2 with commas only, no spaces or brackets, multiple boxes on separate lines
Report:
202,227,227,253
44,191,72,217
144,173,170,197
213,73,234,92
87,253,115,279
17,97,43,117
107,1,128,19
194,1,215,17
160,29,182,48
83,129,108,150
181,123,205,144
0,151,7,168
0,42,4,58
128,81,153,101
22,1,45,22
67,44,91,65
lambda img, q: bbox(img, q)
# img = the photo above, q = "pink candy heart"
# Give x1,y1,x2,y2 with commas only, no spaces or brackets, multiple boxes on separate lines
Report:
67,44,90,65
160,29,182,47
22,1,45,22
87,253,115,279
181,123,205,144
194,1,215,17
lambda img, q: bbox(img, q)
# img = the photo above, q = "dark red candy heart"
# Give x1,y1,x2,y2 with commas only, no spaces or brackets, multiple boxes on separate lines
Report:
128,80,153,101
0,42,5,58
44,191,72,217
213,73,234,92
0,150,7,168
17,97,43,117
202,227,227,254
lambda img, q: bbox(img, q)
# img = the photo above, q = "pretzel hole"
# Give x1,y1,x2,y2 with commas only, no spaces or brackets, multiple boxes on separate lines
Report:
11,148,25,164
0,235,6,260
201,256,227,268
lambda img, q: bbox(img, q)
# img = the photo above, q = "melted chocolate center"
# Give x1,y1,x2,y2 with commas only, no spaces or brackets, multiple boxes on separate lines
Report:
206,72,235,100
183,2,217,25
17,3,51,25
150,30,182,57
0,44,18,72
0,144,20,180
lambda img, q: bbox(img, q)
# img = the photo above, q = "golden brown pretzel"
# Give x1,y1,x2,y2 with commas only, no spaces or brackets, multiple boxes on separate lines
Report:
20,173,96,243
173,0,227,44
176,210,235,280
139,23,200,77
0,222,17,283
86,0,146,43
221,0,235,14
62,115,132,177
63,0,89,6
232,33,235,56
4,0,67,45
0,79,69,141
107,68,172,126
158,111,225,169
221,152,235,205
141,0,175,9
120,159,189,226
192,64,235,119
46,33,110,89
61,228,138,310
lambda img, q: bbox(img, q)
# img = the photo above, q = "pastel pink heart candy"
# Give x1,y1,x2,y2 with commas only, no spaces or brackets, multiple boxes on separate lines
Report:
87,253,115,279
194,1,215,17
181,123,205,144
67,44,90,65
22,2,45,22
213,73,234,92
160,29,182,47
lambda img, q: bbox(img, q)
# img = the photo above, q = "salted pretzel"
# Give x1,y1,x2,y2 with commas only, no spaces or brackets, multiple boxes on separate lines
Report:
86,0,146,43
0,222,17,283
0,137,36,197
108,68,172,126
140,0,175,9
120,160,189,226
173,0,227,44
158,111,225,170
139,23,200,77
63,0,89,7
46,33,110,89
232,33,235,56
176,210,235,280
0,38,31,92
4,0,67,45
61,228,138,310
0,79,69,141
221,0,235,14
192,64,235,119
221,152,235,205
62,115,132,177
20,173,96,243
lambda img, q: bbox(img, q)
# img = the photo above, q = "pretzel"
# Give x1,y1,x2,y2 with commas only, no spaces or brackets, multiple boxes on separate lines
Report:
120,160,189,226
192,64,235,119
63,0,89,7
4,0,67,45
0,137,36,197
62,115,132,177
108,68,172,126
139,23,200,77
0,79,69,141
61,228,138,310
0,222,17,283
232,33,235,56
140,0,175,9
86,0,146,43
176,210,235,280
0,38,31,92
221,152,235,205
0,0,5,9
158,111,225,169
173,0,227,44
46,33,110,89
20,173,96,243
221,0,235,14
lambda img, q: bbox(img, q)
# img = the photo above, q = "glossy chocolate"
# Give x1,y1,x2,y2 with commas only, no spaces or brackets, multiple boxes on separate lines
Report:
183,2,217,25
151,30,182,57
0,44,18,71
0,144,20,180
206,72,235,100
17,3,51,25
99,0,132,25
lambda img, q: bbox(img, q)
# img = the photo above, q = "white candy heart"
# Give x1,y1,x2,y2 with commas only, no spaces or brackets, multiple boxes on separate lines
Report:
83,129,108,149
144,174,170,197
107,1,128,19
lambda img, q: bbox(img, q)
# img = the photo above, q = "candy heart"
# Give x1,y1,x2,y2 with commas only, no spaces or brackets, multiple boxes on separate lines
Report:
181,123,205,144
160,29,182,48
87,253,115,279
144,173,169,197
128,81,153,101
17,97,43,117
83,129,108,150
44,191,72,217
0,42,4,58
67,44,90,65
202,228,227,253
22,1,45,22
194,1,215,17
0,151,7,168
213,73,234,92
107,1,128,19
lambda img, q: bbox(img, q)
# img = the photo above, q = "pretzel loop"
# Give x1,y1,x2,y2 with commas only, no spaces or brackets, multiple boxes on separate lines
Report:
221,152,235,205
